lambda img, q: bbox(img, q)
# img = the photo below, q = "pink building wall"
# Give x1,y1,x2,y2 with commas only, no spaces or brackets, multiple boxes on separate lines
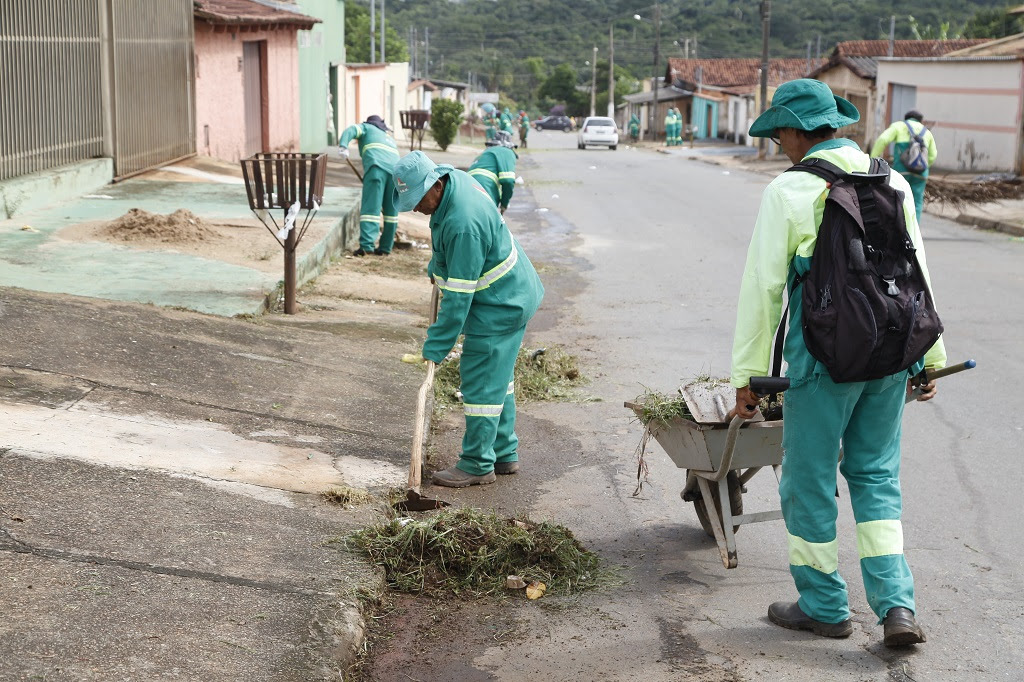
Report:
194,23,301,162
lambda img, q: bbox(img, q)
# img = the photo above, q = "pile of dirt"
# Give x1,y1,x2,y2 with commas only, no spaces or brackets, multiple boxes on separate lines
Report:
101,208,219,244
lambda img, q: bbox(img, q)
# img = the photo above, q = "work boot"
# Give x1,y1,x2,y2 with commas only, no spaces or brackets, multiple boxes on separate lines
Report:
883,607,926,647
494,461,519,475
768,602,853,638
373,248,389,256
431,466,496,488
352,248,367,257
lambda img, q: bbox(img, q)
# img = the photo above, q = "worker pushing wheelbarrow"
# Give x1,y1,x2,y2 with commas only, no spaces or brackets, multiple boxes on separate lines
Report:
631,79,976,648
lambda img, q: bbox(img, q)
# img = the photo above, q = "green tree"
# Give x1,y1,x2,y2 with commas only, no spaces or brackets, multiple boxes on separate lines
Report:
345,0,409,63
962,6,1024,38
430,98,464,151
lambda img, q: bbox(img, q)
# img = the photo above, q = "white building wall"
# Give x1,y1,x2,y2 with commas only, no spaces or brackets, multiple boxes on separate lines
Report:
875,58,1023,173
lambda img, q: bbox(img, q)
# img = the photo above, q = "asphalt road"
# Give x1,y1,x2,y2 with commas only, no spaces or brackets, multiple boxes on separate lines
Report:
369,129,1024,681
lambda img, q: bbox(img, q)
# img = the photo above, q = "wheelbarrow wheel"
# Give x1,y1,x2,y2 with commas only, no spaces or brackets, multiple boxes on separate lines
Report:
692,471,743,538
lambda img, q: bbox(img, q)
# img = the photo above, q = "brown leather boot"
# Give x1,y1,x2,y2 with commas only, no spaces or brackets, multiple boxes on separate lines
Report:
768,602,853,638
883,607,926,647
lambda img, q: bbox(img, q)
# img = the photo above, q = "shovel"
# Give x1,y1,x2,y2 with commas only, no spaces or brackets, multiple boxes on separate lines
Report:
395,286,450,512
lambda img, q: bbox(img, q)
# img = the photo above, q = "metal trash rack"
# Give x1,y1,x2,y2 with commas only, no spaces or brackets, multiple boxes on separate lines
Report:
400,110,431,151
239,152,327,314
626,380,784,569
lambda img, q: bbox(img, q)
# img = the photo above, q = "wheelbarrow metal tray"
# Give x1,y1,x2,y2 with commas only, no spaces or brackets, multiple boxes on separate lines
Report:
630,407,783,471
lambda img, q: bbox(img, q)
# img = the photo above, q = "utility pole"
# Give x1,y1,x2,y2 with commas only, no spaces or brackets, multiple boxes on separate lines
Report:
425,27,430,78
806,40,812,74
651,2,660,142
370,0,375,63
607,24,615,118
684,37,689,60
590,45,597,117
888,16,895,57
412,27,417,76
758,0,771,159
816,33,821,60
381,0,386,63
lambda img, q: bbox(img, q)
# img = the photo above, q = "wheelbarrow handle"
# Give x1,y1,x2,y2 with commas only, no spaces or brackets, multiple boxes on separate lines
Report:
749,376,790,396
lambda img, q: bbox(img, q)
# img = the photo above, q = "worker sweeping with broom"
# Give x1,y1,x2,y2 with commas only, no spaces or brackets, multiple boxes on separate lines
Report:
393,151,544,488
339,114,400,256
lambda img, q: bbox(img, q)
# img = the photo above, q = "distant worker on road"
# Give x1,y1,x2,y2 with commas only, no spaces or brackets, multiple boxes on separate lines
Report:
871,111,937,224
468,130,519,214
392,151,544,488
339,115,400,256
518,110,530,148
628,113,641,143
500,107,514,134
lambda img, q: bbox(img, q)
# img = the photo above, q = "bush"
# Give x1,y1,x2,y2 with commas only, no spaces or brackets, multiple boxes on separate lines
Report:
430,98,464,151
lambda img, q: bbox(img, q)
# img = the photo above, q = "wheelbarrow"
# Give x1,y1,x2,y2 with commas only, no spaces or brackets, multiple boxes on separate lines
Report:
626,360,976,569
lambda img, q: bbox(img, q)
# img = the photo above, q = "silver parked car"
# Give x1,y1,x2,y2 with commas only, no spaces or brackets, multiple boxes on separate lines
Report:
577,116,619,150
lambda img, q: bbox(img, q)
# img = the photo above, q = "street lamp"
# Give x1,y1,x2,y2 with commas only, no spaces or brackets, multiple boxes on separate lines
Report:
590,46,598,117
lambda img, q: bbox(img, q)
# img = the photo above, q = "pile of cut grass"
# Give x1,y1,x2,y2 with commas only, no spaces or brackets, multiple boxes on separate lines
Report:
632,388,692,426
348,507,610,596
433,345,586,413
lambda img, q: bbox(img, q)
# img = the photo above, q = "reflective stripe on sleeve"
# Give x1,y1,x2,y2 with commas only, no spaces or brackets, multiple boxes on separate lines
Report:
468,168,499,185
856,520,904,559
788,532,839,574
506,381,515,395
464,403,503,417
498,171,516,180
363,143,399,155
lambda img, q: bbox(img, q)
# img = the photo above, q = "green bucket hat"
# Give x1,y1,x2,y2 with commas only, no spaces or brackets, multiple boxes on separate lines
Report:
392,151,455,212
748,79,860,138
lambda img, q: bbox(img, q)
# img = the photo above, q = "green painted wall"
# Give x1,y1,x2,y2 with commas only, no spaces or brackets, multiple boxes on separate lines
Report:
297,0,346,152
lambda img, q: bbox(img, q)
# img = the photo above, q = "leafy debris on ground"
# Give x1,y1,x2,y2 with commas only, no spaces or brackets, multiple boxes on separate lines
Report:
925,176,1024,210
321,485,375,506
347,507,612,596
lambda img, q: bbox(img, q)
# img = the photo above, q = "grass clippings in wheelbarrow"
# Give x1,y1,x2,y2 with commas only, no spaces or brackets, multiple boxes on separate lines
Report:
631,388,693,426
347,508,614,597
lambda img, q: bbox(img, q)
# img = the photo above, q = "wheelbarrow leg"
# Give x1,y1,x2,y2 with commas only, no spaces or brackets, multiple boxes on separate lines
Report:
696,476,738,569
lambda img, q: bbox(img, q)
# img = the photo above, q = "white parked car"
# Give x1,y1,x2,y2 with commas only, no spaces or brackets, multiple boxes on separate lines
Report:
577,116,619,150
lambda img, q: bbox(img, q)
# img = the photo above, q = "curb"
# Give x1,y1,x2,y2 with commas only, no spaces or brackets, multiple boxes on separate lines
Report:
954,213,1024,238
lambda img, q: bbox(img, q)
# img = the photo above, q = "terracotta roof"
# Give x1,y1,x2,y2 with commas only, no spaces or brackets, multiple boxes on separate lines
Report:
194,0,319,29
834,39,987,58
810,39,989,80
944,32,1024,56
408,79,438,92
666,58,822,89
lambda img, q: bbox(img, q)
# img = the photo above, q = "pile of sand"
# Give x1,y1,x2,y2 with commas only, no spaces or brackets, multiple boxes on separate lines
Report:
101,208,219,244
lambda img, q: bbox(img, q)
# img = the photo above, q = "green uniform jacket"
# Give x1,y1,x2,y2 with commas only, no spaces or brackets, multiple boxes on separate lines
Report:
467,147,518,209
730,139,946,389
424,171,544,363
339,123,399,172
871,119,938,179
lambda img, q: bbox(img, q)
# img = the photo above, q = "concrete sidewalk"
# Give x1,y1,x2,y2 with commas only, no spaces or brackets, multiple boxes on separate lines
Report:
0,157,361,317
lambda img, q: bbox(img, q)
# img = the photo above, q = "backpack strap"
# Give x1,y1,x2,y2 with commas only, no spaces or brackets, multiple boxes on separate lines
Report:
785,157,845,183
904,120,925,144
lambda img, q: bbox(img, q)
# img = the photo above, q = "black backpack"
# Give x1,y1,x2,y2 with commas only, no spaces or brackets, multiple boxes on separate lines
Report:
784,157,943,383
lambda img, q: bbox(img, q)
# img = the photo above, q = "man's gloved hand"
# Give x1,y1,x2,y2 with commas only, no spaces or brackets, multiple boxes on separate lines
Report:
339,147,350,159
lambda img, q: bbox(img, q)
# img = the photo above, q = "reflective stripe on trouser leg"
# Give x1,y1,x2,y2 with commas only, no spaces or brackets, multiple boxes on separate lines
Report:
456,326,526,476
840,371,915,623
780,374,866,624
377,173,398,253
493,379,519,465
359,166,386,251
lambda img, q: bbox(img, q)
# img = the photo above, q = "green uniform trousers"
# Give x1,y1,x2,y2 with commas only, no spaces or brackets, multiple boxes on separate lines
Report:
455,326,526,476
780,370,915,625
359,165,398,253
904,173,927,224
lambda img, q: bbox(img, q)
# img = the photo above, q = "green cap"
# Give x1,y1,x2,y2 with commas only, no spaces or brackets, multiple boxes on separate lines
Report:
748,79,860,138
392,151,455,212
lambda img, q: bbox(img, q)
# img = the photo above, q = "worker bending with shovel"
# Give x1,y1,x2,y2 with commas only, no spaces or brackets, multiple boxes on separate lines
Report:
393,151,544,488
468,130,519,214
339,115,400,256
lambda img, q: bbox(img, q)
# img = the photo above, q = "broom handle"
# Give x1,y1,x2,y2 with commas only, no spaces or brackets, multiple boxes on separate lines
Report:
408,287,441,491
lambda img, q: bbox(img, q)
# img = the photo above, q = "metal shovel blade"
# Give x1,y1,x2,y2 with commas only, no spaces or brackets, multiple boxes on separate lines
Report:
394,488,450,512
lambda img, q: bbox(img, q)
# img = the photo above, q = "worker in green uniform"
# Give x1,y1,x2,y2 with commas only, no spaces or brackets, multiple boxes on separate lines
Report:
663,108,674,146
468,130,518,214
392,151,544,487
628,113,641,143
483,107,497,142
671,107,683,145
518,110,530,148
499,107,514,134
730,79,945,647
871,111,938,224
339,115,400,256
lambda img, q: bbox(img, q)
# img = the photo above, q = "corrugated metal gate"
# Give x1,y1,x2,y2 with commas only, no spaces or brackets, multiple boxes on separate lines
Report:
110,0,194,177
0,1,106,180
0,0,195,182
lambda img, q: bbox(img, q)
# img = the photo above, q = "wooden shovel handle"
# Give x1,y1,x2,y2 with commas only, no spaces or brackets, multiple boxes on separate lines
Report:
408,286,441,491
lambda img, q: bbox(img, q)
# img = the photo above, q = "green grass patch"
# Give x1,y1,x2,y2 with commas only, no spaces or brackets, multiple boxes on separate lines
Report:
347,507,614,596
